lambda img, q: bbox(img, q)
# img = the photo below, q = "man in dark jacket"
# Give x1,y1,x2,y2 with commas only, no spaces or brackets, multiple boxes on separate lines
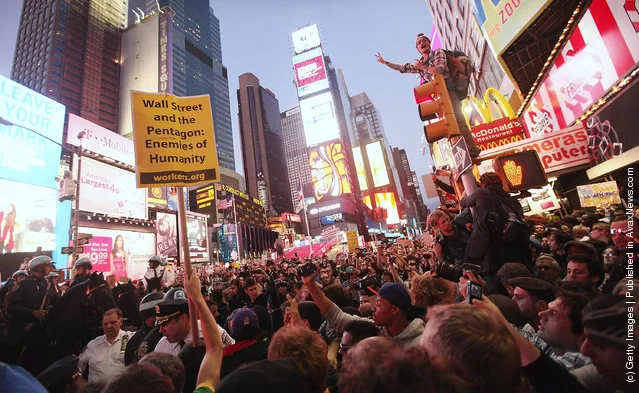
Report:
125,292,164,365
461,172,530,293
220,308,269,379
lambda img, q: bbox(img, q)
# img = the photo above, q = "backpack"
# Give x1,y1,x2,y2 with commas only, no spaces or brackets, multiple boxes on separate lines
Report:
430,49,473,99
486,193,528,244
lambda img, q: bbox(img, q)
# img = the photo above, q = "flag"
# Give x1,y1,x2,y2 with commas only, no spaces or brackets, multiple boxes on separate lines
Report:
297,180,304,201
295,198,305,214
217,195,233,210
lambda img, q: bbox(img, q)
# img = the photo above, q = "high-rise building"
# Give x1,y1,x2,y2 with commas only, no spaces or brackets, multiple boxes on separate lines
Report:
391,147,428,226
127,0,235,170
12,0,128,131
237,73,292,216
281,106,311,209
350,92,387,142
425,0,506,97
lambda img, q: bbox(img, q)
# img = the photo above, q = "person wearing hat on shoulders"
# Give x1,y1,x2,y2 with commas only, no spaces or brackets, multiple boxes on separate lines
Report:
124,292,164,365
6,256,59,368
78,308,128,383
303,271,424,348
154,287,235,356
144,256,168,292
70,257,93,288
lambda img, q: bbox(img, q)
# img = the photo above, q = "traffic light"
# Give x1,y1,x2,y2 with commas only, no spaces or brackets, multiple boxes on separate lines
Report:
493,150,547,192
414,74,460,143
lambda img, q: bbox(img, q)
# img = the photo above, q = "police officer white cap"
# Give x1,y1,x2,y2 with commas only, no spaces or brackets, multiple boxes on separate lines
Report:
74,257,93,270
139,292,165,312
12,270,28,279
148,256,167,266
28,255,53,271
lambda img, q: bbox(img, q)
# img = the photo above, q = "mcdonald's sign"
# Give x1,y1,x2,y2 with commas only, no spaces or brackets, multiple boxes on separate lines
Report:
462,88,527,151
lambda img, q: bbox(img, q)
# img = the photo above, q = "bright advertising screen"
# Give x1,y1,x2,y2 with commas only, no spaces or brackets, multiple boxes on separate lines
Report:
352,147,368,191
77,157,147,219
293,47,329,98
0,179,57,253
292,24,321,54
299,92,340,147
75,226,156,280
309,141,352,202
375,192,400,225
186,212,209,262
366,141,390,188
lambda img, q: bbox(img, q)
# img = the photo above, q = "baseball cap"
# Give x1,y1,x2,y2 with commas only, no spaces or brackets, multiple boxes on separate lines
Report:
369,282,412,313
230,308,260,341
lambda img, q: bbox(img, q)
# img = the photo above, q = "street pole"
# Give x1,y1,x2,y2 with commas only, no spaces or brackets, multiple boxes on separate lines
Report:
303,201,312,255
72,131,86,264
232,196,241,263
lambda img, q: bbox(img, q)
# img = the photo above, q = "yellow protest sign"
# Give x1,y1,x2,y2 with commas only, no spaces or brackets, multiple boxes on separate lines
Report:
346,230,359,253
131,91,220,187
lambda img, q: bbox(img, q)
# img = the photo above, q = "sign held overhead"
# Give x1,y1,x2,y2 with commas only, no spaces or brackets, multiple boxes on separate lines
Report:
131,92,220,187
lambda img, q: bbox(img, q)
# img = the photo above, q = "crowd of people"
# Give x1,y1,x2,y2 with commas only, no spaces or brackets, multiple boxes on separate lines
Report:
0,173,637,393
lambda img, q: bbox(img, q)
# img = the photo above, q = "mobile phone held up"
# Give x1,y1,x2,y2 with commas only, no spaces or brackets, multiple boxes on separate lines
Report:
466,281,483,304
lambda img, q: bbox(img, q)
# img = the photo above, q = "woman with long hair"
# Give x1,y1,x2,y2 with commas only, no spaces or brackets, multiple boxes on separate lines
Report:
0,204,17,253
111,234,128,280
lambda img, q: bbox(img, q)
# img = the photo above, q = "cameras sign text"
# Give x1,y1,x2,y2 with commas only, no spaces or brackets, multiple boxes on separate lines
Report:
131,91,220,187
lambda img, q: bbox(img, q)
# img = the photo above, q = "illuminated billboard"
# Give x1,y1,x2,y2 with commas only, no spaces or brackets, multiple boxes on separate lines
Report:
299,92,340,146
309,141,352,201
293,47,329,98
156,212,178,260
366,141,390,188
186,211,209,262
375,193,400,225
292,24,321,54
352,147,368,191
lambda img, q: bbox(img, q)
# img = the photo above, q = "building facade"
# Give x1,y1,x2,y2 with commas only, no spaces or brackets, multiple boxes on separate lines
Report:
237,73,293,216
12,0,127,131
281,106,311,210
128,0,235,170
425,0,506,97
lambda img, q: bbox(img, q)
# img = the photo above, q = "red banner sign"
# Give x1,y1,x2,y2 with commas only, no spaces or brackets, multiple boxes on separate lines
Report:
471,117,527,151
522,0,639,136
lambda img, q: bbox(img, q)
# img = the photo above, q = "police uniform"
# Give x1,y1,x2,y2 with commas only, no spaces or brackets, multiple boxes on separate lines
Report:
125,292,164,365
70,258,92,288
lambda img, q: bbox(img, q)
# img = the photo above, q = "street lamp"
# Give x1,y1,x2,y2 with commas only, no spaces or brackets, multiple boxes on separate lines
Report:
72,130,86,261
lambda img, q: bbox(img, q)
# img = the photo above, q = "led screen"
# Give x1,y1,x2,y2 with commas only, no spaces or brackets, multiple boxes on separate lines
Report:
156,212,178,260
352,147,368,191
366,141,390,188
186,212,209,262
375,192,400,225
0,179,57,253
299,92,340,147
293,47,330,98
309,141,352,202
292,24,321,54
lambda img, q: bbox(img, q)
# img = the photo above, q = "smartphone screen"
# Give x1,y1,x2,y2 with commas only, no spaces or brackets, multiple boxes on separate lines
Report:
467,282,483,304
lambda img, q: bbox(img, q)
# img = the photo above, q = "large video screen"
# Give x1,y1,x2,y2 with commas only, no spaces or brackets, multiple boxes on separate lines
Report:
299,92,340,147
292,24,321,54
375,193,400,225
156,212,178,260
186,212,209,262
366,141,390,188
352,146,368,191
75,227,156,280
309,141,352,202
0,180,57,254
293,47,329,98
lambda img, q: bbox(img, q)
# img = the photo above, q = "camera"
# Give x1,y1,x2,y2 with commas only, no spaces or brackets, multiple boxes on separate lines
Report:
297,262,317,277
352,276,380,291
436,261,460,281
466,281,483,304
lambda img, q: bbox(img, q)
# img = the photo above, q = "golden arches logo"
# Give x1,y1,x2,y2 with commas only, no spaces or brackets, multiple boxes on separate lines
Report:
462,88,516,127
480,134,525,151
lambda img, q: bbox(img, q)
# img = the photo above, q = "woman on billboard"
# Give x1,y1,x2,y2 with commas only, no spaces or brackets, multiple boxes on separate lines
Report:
0,204,17,253
110,234,128,280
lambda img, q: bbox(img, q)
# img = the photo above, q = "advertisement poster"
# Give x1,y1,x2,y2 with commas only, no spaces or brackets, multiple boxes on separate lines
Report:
366,141,390,188
0,124,62,189
352,147,368,191
471,118,526,151
78,157,147,219
299,92,340,146
309,141,352,201
186,212,209,262
131,91,220,187
292,24,321,54
471,0,552,56
522,0,639,135
0,179,57,253
156,212,178,260
577,181,622,207
67,114,135,166
293,47,329,97
76,227,156,279
218,224,237,262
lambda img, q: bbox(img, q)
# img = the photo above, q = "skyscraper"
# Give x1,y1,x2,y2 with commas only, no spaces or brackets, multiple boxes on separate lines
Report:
12,0,128,131
127,0,235,170
350,92,387,142
281,106,311,209
237,73,292,216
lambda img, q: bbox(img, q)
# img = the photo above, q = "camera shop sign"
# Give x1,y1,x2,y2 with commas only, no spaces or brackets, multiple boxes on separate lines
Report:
479,123,590,174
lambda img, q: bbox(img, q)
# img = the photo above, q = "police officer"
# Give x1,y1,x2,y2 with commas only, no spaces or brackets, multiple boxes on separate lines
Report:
124,292,164,365
48,271,61,295
70,257,92,288
7,256,59,372
144,256,167,292
0,270,27,307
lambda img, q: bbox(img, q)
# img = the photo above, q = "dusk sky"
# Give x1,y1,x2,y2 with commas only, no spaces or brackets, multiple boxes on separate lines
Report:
0,0,438,207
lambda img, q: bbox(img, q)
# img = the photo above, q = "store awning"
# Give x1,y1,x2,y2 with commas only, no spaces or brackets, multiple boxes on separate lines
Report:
586,146,639,179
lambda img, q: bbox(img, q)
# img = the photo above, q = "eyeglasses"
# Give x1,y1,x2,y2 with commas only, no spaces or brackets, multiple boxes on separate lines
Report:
339,343,351,352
